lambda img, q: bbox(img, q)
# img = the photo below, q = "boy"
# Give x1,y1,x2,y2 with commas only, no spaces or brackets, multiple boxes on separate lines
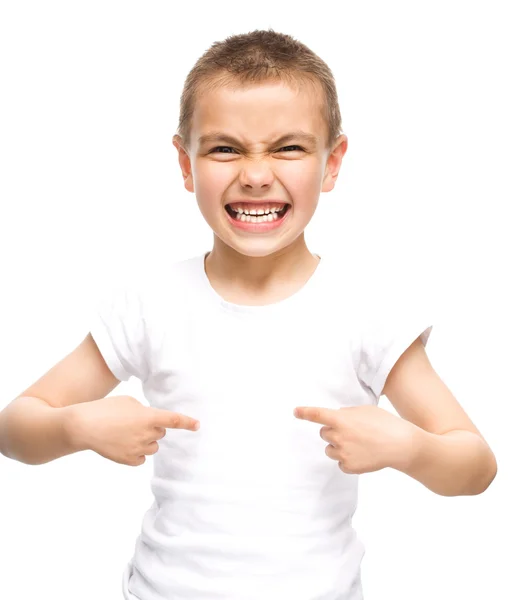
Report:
0,29,497,600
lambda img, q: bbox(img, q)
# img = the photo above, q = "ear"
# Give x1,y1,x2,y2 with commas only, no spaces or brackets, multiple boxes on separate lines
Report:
172,135,194,193
321,134,348,193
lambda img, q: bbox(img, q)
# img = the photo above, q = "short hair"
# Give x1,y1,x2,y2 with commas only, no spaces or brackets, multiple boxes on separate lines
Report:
176,28,343,153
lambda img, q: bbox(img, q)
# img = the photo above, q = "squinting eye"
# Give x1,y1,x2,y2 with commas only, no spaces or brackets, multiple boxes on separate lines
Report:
278,145,304,152
209,146,237,154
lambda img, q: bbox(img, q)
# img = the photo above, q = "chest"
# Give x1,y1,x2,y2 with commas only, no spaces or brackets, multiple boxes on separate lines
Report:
151,309,362,408
149,312,368,471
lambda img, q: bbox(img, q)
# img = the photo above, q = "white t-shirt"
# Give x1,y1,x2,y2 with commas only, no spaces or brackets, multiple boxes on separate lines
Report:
90,251,433,600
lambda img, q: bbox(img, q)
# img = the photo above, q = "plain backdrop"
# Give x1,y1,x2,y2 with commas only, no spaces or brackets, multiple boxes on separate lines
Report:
1,1,518,599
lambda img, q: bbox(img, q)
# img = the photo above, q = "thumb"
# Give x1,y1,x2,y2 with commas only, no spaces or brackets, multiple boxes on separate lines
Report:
152,408,200,431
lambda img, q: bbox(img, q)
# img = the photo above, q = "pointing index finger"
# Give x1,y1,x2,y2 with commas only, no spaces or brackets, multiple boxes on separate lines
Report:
293,406,336,426
154,409,200,431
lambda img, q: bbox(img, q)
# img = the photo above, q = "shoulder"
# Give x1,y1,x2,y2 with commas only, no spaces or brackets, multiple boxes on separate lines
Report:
120,253,205,326
128,252,202,297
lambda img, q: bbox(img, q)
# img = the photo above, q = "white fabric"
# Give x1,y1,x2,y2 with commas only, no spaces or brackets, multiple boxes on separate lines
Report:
89,251,433,600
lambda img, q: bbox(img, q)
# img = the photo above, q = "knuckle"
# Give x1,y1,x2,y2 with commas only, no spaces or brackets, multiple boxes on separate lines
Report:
142,442,159,456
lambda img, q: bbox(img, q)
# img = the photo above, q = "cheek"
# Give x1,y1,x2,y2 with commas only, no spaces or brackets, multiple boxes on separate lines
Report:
194,162,235,195
282,159,322,180
283,163,323,197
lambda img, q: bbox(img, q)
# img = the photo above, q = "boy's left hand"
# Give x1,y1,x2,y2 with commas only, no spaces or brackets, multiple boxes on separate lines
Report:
293,405,418,475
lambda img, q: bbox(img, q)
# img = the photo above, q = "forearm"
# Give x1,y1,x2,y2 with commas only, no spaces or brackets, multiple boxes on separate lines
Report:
397,427,497,496
0,396,80,465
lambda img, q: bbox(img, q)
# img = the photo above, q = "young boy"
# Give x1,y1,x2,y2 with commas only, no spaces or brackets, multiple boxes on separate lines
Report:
0,29,497,600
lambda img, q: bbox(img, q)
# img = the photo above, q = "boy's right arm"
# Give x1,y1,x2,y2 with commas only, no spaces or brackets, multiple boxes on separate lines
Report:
0,333,120,465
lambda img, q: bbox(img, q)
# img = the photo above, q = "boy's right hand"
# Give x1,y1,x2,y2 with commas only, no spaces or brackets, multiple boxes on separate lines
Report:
69,395,200,466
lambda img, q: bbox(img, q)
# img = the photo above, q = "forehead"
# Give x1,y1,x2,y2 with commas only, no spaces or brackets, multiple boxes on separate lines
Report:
191,80,326,148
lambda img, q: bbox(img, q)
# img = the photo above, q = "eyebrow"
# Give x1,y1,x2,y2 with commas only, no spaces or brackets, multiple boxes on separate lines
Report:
197,130,319,149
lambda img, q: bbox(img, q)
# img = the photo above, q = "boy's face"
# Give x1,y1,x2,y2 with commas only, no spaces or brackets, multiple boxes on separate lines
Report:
173,80,347,258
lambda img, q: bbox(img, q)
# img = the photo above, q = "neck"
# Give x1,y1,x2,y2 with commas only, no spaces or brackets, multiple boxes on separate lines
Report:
205,235,319,296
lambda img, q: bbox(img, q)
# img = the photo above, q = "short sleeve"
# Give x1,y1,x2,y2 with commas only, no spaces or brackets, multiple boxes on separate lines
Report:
89,282,150,382
356,296,434,400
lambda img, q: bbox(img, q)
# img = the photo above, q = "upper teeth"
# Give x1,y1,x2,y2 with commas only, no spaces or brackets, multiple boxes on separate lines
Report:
229,206,284,215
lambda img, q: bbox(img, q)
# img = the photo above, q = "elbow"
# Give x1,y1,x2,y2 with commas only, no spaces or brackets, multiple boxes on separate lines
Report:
474,449,498,495
463,446,498,496
441,439,498,498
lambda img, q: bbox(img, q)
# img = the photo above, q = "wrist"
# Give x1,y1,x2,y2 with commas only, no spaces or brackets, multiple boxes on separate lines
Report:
62,404,90,453
391,422,429,474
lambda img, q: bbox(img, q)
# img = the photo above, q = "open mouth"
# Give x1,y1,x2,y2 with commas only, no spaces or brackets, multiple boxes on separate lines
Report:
224,203,291,222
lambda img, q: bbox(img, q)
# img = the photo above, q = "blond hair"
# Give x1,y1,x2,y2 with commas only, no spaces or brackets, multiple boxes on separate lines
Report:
176,29,343,152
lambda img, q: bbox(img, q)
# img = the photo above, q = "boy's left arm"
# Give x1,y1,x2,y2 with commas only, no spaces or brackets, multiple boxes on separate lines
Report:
382,337,497,496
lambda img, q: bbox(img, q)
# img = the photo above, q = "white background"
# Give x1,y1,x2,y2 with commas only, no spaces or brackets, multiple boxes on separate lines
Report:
1,1,518,598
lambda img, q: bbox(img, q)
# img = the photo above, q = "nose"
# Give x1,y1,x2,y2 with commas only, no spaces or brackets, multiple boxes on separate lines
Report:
238,160,275,191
